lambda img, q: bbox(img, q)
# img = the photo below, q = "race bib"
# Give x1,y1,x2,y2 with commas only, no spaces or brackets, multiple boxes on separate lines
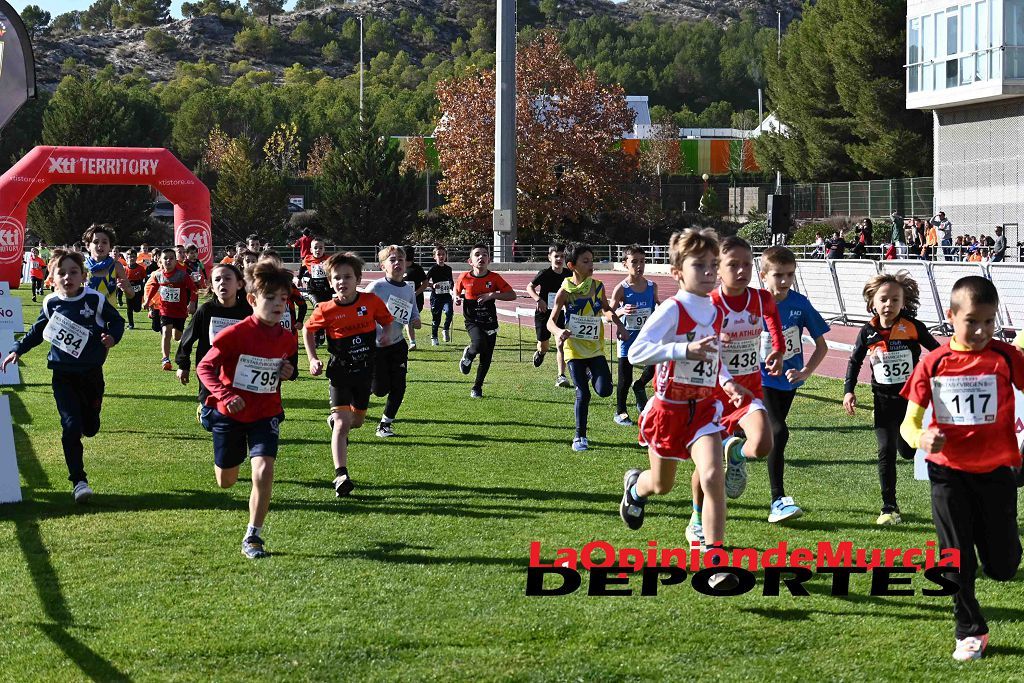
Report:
43,312,92,359
190,271,203,283
623,307,651,332
547,292,557,310
387,295,414,326
568,314,601,341
279,309,292,332
433,281,451,295
232,354,283,394
673,355,719,387
932,375,998,426
723,337,760,375
159,285,181,303
871,349,913,385
760,326,801,362
209,316,239,343
310,264,326,279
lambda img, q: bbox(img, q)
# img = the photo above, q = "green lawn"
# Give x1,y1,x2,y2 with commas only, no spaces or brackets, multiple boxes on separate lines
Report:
2,286,1023,681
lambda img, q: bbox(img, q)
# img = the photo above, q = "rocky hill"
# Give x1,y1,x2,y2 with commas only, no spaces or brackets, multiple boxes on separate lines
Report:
32,0,803,89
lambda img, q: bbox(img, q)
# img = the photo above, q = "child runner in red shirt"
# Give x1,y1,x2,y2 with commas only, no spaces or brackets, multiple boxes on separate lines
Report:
197,262,298,560
144,248,198,371
900,276,1024,661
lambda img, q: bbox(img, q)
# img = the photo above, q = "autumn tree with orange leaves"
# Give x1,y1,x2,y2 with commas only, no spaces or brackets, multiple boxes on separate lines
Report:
434,31,638,240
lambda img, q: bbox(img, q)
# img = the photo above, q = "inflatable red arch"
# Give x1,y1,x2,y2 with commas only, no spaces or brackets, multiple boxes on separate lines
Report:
0,146,212,288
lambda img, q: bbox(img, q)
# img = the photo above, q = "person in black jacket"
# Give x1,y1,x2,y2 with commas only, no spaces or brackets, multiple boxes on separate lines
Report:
2,251,125,502
842,271,940,525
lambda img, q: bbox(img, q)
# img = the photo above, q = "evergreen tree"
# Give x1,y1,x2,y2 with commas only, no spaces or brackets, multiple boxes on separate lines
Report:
247,0,283,25
210,137,289,243
80,0,115,29
20,5,51,39
315,118,419,244
112,0,171,27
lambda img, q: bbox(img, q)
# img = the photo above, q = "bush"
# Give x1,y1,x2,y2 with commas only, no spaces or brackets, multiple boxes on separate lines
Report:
234,25,283,57
144,28,177,54
290,18,333,46
228,59,253,76
738,211,769,244
322,40,343,64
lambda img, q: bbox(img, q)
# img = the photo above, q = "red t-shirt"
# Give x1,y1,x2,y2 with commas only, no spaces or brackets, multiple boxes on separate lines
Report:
197,315,297,423
294,235,313,260
29,256,45,280
710,287,784,399
144,267,197,319
901,339,1024,473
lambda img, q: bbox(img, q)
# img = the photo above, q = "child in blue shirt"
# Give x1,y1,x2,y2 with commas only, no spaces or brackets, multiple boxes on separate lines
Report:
2,250,124,502
758,247,830,522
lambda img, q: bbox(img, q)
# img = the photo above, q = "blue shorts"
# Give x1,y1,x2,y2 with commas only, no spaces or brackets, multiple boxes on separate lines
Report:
200,407,284,469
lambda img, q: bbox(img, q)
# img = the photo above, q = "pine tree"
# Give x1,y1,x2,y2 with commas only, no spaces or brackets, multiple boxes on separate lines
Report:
315,118,419,245
210,137,289,242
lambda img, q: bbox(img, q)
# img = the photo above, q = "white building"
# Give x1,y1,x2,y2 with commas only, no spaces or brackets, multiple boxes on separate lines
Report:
907,0,1024,231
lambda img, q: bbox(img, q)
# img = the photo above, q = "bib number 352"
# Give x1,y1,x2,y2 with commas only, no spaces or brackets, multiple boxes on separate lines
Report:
932,374,997,425
233,355,283,394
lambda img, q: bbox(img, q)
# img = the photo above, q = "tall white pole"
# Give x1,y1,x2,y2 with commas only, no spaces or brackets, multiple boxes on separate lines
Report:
359,16,364,122
492,0,517,262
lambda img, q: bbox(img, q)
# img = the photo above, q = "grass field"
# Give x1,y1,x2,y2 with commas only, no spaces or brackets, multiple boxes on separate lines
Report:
2,285,1024,681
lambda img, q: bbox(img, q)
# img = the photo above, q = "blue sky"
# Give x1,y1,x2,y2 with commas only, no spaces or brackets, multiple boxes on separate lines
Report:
21,0,298,20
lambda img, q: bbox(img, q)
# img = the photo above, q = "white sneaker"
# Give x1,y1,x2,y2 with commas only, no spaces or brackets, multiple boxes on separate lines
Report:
708,572,740,591
685,520,705,550
953,634,988,661
723,436,748,499
442,330,451,343
430,338,438,346
409,341,417,350
73,481,93,503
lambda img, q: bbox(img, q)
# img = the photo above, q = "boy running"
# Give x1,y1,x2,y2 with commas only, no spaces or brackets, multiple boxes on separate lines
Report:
304,253,394,496
527,244,572,387
28,248,45,302
426,246,455,345
900,276,1024,661
2,251,125,502
124,249,147,329
183,244,209,291
549,243,626,451
83,223,134,307
365,245,420,436
299,238,332,308
455,243,516,398
144,248,198,371
609,244,658,426
403,245,428,350
757,247,831,522
197,262,298,559
618,229,749,588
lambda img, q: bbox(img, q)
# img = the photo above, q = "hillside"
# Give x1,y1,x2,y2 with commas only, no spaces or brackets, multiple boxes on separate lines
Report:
32,0,803,88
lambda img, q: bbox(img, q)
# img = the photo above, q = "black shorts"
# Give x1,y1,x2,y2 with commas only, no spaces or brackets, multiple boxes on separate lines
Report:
535,310,564,342
329,373,373,412
162,316,186,332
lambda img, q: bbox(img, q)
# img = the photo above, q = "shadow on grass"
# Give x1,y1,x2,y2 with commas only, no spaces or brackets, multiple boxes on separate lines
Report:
293,541,526,570
104,392,197,404
9,390,133,682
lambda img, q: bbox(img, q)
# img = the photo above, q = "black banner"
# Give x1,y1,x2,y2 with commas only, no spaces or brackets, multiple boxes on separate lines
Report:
0,0,36,131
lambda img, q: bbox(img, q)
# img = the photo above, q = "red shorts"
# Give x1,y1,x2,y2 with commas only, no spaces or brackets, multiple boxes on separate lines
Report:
719,396,766,437
638,397,723,461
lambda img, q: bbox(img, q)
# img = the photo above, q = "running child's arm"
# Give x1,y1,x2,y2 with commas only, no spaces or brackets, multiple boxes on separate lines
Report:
788,335,828,385
454,273,465,306
916,319,941,352
609,282,626,315
899,360,944,451
548,290,570,342
114,260,134,299
652,281,660,306
761,291,785,376
599,283,627,341
527,271,545,310
99,297,125,348
295,296,307,327
186,277,199,315
143,274,159,309
843,325,871,415
627,301,693,366
303,304,326,375
197,343,244,413
1,308,48,368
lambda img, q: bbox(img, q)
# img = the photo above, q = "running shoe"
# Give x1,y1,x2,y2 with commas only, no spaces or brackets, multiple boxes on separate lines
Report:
459,347,473,375
555,374,572,388
442,329,451,343
768,496,804,523
685,521,705,549
723,435,748,499
613,413,634,426
241,536,270,559
376,423,395,438
572,436,589,452
430,337,439,346
876,510,902,526
708,572,740,591
533,351,545,367
953,634,988,661
127,323,135,330
73,481,93,503
409,341,417,350
333,474,354,497
619,468,646,530
470,387,483,399
161,357,172,371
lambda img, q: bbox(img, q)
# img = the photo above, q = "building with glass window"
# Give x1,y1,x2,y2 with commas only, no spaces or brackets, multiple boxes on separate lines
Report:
907,0,1024,234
